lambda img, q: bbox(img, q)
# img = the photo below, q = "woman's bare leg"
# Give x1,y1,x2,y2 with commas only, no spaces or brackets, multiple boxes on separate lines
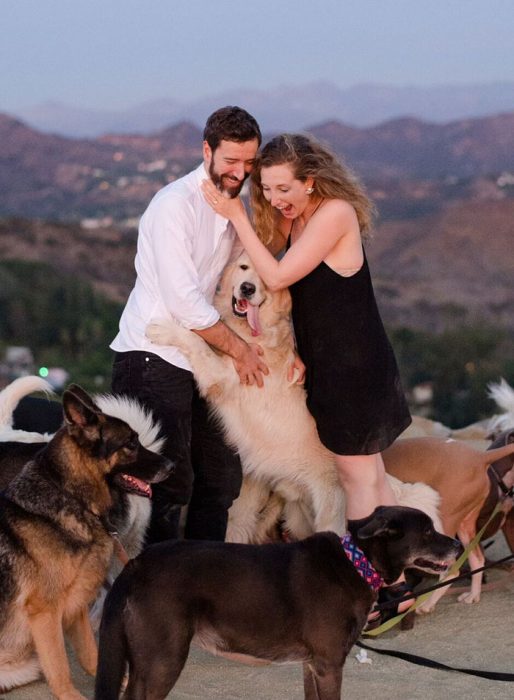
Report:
334,452,394,520
334,452,411,613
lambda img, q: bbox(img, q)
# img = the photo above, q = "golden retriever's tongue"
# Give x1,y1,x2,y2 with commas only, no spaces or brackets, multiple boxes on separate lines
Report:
247,304,262,336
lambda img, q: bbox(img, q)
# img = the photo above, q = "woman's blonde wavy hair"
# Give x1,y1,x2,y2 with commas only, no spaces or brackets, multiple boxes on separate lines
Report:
250,133,375,247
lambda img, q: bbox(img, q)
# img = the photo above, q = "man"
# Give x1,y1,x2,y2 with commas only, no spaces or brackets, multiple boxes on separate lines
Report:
110,106,267,542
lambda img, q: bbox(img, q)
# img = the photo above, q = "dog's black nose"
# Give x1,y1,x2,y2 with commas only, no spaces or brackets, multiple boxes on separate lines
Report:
240,282,256,298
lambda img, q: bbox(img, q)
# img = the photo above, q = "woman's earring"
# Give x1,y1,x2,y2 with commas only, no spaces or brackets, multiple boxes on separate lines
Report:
305,187,314,195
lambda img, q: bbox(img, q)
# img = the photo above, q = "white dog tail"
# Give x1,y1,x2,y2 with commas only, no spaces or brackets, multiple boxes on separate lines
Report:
388,475,444,533
0,655,42,693
0,375,54,429
488,378,514,433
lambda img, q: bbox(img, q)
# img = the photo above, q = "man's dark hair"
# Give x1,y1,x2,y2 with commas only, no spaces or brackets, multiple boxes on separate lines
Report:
203,106,262,152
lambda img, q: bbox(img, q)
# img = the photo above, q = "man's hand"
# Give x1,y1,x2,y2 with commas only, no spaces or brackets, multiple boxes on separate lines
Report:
232,342,269,388
287,352,306,385
193,321,269,387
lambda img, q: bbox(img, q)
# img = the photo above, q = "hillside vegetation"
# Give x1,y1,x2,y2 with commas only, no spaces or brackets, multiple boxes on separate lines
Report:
0,256,512,428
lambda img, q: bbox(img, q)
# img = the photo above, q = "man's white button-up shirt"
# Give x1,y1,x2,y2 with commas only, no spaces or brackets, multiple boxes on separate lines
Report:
111,163,239,371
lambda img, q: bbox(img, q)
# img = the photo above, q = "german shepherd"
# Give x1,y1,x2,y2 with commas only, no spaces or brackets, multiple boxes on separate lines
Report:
0,384,172,700
95,506,461,700
0,376,168,601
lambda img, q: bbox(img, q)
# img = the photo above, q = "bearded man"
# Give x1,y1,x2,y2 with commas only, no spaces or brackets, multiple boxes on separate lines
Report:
110,106,266,542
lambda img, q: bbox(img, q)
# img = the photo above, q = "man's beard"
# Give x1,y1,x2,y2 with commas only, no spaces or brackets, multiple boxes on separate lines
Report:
209,162,246,199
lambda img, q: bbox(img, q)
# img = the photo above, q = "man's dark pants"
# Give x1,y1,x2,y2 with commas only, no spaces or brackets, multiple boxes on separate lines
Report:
111,350,242,542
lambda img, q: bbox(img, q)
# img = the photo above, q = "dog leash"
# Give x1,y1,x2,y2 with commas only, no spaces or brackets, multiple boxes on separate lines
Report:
489,463,514,498
109,529,131,566
355,640,514,682
357,501,514,681
357,550,514,681
373,552,514,612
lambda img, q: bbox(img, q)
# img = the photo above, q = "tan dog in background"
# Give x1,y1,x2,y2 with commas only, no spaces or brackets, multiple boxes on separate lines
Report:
383,436,514,610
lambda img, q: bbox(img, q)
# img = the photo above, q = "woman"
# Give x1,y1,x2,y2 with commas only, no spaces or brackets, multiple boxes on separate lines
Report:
202,134,412,616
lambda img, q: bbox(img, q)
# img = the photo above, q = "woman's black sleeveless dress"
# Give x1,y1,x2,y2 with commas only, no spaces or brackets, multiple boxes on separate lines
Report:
288,244,411,455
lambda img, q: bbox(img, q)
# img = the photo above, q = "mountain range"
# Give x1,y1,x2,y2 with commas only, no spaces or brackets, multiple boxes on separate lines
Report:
9,81,514,137
1,110,514,223
1,105,513,334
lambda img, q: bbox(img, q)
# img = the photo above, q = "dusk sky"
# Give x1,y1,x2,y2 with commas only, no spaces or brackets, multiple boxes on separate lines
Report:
2,0,514,111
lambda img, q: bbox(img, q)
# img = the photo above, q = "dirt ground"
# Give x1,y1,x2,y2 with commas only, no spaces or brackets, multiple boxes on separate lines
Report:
5,533,513,700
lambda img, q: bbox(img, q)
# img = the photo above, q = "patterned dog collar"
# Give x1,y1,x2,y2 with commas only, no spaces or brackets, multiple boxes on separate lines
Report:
341,534,384,592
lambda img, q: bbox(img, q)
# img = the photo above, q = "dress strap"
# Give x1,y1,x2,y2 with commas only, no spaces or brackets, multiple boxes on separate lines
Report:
285,220,294,250
286,197,324,250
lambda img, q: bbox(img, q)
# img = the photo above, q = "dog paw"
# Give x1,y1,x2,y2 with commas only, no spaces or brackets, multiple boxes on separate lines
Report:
57,689,89,700
415,601,435,615
457,591,481,604
81,659,97,677
287,367,303,386
146,318,180,346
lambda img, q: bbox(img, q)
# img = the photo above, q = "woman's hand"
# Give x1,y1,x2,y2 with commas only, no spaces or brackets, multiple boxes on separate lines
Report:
201,179,247,222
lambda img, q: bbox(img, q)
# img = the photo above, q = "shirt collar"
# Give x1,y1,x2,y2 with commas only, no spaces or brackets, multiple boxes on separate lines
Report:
194,162,230,229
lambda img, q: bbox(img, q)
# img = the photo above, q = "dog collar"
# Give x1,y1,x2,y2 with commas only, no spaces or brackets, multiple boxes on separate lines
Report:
341,534,384,592
489,464,514,499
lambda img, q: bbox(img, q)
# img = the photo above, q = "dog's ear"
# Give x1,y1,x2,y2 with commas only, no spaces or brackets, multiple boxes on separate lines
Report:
356,513,402,540
66,384,100,411
62,386,101,432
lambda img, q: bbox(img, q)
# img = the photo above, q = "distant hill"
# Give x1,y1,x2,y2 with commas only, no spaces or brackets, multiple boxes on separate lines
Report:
366,199,514,332
1,111,514,221
1,204,512,334
10,81,514,137
0,115,202,220
1,108,513,336
311,113,514,178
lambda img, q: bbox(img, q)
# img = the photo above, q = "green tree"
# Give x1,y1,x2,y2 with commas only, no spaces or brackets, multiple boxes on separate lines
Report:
0,260,122,392
390,325,514,428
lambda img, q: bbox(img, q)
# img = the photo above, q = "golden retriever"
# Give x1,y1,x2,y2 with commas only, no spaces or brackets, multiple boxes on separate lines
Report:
147,252,442,542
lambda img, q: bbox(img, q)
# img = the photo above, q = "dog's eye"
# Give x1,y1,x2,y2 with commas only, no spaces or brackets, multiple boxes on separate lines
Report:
240,264,249,270
125,437,138,451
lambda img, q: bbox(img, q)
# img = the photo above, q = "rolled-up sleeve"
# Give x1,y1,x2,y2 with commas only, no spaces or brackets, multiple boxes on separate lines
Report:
144,193,220,330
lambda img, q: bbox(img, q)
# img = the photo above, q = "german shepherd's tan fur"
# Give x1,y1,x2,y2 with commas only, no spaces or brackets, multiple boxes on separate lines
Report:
0,384,172,700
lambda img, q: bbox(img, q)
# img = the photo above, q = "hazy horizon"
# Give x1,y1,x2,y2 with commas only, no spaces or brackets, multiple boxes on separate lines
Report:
8,77,514,113
2,0,514,112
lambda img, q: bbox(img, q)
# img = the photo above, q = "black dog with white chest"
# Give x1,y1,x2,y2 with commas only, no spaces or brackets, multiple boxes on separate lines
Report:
95,506,461,700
